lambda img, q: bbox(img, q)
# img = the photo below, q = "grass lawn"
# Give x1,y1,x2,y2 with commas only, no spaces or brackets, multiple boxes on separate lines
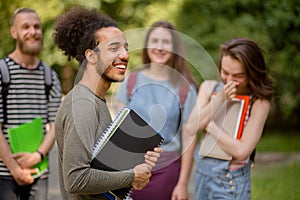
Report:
251,161,300,200
256,130,300,152
251,130,300,200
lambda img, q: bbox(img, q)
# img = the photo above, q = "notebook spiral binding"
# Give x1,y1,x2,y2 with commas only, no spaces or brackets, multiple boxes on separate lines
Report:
92,107,130,159
92,107,164,200
124,188,133,200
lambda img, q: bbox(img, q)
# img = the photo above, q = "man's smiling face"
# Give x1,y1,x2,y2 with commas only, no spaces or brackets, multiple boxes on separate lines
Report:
94,27,129,82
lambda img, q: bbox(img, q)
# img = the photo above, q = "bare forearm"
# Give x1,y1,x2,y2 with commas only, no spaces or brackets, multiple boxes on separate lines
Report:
188,97,225,134
178,127,197,185
171,133,196,199
206,100,270,160
187,82,227,134
178,137,196,185
0,125,22,174
206,121,252,160
38,122,55,156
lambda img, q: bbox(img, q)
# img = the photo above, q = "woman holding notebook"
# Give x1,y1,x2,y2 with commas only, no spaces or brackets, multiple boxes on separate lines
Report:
187,38,274,200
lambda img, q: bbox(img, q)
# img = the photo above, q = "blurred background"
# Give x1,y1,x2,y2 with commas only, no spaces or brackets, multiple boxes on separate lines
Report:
1,0,299,199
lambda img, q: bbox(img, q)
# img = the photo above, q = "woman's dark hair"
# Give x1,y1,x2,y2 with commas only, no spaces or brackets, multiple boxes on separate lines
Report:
219,38,274,101
142,21,198,90
53,6,117,63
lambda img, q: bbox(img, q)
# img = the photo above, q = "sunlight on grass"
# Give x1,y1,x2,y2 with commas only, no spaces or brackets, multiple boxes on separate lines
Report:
252,131,300,199
251,161,300,200
256,130,300,152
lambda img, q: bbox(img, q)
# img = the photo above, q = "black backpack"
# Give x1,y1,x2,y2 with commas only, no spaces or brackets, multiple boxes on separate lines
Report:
0,59,52,123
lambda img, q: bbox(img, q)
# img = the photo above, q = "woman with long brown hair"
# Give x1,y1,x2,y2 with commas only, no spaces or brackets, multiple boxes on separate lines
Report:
115,21,198,199
187,38,274,199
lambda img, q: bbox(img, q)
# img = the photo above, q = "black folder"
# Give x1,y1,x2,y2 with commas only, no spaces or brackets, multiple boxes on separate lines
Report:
91,108,164,199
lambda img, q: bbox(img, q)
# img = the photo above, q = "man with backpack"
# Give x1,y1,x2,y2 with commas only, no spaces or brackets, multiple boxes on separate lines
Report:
0,8,62,199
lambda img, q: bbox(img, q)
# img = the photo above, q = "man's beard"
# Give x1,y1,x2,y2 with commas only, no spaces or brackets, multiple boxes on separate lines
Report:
95,47,125,83
101,72,119,82
96,62,120,83
18,39,43,55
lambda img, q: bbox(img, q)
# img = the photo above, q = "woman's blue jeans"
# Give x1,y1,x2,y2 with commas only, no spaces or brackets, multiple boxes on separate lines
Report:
194,151,251,200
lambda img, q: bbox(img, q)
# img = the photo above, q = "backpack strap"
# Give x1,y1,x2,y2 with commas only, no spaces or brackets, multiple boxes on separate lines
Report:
126,72,138,102
176,83,189,132
0,60,52,98
126,71,190,133
178,84,188,107
0,59,10,86
42,62,52,99
0,60,53,124
127,71,189,107
0,59,10,124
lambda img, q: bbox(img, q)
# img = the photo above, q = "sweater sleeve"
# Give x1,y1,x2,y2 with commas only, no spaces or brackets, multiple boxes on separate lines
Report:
61,96,134,194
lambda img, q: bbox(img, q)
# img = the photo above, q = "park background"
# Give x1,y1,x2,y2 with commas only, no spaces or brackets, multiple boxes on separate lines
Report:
0,0,299,199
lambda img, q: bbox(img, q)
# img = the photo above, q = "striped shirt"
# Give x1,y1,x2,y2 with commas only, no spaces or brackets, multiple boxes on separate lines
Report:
0,56,62,176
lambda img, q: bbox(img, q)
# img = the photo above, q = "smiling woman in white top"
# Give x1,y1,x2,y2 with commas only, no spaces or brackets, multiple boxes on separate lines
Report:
187,38,274,200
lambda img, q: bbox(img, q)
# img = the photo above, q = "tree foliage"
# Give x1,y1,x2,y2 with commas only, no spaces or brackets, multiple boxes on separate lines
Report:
176,0,300,129
0,0,299,129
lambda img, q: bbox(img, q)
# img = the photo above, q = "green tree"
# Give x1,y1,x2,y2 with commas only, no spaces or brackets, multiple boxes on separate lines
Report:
1,0,299,129
177,0,300,129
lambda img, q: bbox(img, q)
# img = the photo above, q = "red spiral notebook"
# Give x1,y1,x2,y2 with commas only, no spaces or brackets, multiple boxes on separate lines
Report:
199,95,250,160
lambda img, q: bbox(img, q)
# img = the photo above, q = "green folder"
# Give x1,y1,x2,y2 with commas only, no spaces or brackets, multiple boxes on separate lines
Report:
7,117,48,178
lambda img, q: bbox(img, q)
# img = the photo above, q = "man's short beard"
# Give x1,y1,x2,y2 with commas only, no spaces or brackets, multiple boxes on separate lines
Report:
96,62,118,82
94,47,124,83
101,73,120,83
19,40,43,55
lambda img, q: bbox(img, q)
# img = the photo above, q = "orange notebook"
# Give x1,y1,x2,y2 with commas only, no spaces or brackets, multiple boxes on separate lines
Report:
234,95,250,139
199,95,250,160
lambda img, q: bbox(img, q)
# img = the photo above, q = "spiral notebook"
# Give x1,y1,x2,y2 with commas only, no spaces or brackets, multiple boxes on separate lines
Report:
91,107,164,200
7,117,48,178
199,95,250,160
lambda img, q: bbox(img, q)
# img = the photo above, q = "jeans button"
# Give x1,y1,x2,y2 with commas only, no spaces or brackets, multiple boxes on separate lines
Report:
226,173,231,178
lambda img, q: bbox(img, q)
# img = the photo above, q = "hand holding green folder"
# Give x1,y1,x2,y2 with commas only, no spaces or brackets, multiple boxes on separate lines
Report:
7,117,48,178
